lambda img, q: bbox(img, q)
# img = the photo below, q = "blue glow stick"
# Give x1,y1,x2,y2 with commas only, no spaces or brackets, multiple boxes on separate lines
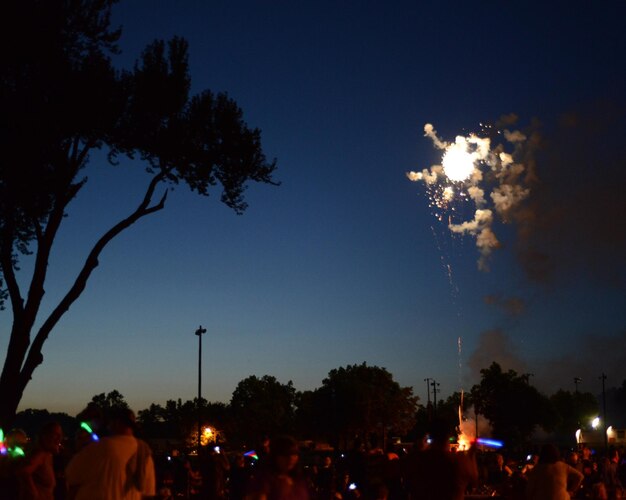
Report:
476,438,503,448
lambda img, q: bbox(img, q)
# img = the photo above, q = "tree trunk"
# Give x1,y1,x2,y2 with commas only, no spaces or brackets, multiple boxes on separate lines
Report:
0,175,166,427
0,320,34,429
0,372,26,429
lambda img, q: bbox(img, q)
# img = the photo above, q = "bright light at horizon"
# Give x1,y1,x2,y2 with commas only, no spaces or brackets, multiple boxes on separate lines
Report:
592,417,600,429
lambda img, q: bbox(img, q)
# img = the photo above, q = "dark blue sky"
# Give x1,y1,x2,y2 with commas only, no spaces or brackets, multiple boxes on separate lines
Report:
9,1,626,415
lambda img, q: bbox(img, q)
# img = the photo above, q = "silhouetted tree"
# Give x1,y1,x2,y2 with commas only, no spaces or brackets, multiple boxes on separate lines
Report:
606,379,626,427
434,392,467,435
471,362,558,452
313,362,417,449
14,408,76,440
0,0,276,428
229,375,296,446
294,389,322,441
137,398,228,449
550,389,598,440
137,403,165,438
86,389,129,425
90,389,129,411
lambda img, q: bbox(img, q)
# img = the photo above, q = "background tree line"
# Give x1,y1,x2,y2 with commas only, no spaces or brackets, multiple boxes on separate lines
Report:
12,361,626,454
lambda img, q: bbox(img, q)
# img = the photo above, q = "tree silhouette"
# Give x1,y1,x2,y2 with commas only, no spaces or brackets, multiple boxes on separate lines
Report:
229,375,296,446
0,0,277,428
550,389,598,440
471,362,557,452
312,362,417,449
89,390,130,418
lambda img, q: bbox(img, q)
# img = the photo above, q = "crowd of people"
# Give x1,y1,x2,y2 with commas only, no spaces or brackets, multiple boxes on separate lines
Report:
1,411,625,500
0,405,155,499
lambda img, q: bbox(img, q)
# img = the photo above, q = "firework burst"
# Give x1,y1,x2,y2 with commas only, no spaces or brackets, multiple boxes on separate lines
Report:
408,121,530,270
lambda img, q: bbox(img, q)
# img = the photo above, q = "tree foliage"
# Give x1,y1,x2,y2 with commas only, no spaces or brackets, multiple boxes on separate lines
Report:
0,0,276,427
471,362,558,451
606,379,626,427
309,363,417,449
89,389,129,414
14,408,76,440
550,389,598,438
229,375,296,446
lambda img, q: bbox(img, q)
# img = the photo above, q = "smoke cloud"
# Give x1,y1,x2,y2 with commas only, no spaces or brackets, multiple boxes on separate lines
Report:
467,328,626,396
467,329,527,377
483,294,526,317
509,101,626,286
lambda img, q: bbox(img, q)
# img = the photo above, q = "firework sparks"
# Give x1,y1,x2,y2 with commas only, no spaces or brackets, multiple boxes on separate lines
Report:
408,121,530,270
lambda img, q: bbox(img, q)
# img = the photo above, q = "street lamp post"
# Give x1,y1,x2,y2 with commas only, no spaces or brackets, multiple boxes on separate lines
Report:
574,377,582,394
195,325,207,452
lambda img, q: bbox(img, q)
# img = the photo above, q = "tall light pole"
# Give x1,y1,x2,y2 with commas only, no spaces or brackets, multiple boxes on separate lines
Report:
574,377,582,394
195,325,207,452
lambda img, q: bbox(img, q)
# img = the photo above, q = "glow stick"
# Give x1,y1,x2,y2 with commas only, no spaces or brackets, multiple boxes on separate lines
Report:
80,422,99,441
10,446,25,457
0,428,6,455
476,438,503,448
0,427,25,457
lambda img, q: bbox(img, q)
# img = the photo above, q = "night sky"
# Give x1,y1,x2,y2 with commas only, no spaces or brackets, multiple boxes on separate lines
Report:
8,1,626,415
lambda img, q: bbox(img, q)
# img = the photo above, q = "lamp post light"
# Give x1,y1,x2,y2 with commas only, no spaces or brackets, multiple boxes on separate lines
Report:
195,325,207,452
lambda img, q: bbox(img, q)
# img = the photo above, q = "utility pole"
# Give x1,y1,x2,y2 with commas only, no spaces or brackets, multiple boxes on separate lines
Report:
431,380,440,413
424,378,432,406
574,377,582,429
195,325,207,452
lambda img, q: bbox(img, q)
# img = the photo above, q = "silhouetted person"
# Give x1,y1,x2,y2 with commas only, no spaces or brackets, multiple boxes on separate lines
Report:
199,446,230,500
401,418,477,500
600,448,623,500
313,455,338,500
17,421,63,500
525,443,583,500
245,435,309,500
65,408,156,499
229,453,250,500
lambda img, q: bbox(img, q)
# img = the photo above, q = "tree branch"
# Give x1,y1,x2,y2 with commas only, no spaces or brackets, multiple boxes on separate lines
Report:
0,225,24,319
23,142,89,332
20,173,168,383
